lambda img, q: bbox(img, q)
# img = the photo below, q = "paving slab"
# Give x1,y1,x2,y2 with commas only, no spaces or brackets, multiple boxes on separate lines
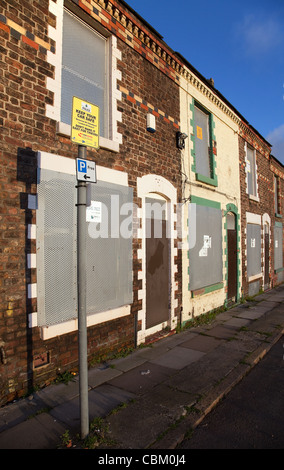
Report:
179,334,223,353
106,362,176,395
149,346,205,369
33,380,80,408
110,353,148,372
224,330,267,353
223,317,251,328
88,365,123,388
50,384,136,429
165,344,245,396
105,383,197,449
236,310,267,320
203,325,239,339
0,412,66,449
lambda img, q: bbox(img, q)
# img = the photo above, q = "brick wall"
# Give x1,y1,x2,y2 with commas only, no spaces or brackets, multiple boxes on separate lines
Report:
239,128,275,297
0,0,181,404
271,156,284,285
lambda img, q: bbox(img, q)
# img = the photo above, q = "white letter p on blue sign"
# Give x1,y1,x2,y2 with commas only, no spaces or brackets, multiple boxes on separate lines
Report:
78,159,87,173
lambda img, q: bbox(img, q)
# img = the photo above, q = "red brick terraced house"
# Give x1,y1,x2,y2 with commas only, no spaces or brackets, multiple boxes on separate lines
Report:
238,123,284,297
270,154,284,286
0,0,183,404
0,0,283,406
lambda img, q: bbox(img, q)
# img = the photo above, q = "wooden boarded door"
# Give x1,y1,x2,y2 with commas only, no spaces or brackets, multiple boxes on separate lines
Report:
145,197,169,329
227,213,237,301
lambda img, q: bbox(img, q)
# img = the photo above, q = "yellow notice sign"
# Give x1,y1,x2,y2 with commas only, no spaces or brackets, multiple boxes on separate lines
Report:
196,126,203,140
71,97,100,149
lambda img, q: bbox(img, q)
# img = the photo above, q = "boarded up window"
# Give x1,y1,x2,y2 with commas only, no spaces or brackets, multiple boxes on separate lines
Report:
37,169,78,326
246,146,257,197
194,105,211,178
247,223,261,277
86,181,133,314
37,168,133,327
188,204,223,290
274,176,279,214
61,9,108,137
274,224,283,271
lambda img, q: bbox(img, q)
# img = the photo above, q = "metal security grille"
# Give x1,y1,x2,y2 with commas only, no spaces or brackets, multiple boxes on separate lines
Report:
61,9,107,136
37,169,77,326
86,181,133,315
37,169,133,327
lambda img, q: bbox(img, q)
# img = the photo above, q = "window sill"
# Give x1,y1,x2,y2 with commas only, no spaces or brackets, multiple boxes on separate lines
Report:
40,305,131,340
195,173,218,187
56,121,120,153
248,273,262,283
275,213,282,219
248,194,259,203
191,282,223,298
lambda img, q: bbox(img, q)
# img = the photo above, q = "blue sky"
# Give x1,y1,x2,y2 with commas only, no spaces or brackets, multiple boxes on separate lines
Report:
127,0,284,164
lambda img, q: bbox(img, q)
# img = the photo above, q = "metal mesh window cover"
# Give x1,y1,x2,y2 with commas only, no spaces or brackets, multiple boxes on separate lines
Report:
61,9,108,137
86,181,133,315
37,169,77,326
37,169,133,327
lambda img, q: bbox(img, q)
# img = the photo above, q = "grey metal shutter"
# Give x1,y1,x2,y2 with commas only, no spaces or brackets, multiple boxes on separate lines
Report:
86,181,133,314
247,223,261,277
37,168,133,327
274,224,283,271
37,169,77,326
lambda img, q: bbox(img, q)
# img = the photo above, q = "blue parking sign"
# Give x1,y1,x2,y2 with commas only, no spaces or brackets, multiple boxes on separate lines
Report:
77,159,87,174
76,158,96,183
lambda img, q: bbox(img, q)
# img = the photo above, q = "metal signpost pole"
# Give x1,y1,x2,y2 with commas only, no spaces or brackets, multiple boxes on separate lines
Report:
77,144,89,440
72,97,99,440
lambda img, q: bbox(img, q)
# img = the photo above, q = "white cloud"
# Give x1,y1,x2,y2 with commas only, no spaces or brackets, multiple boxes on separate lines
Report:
266,124,284,164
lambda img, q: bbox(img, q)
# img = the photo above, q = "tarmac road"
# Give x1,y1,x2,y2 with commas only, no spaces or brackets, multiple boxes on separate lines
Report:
178,335,284,449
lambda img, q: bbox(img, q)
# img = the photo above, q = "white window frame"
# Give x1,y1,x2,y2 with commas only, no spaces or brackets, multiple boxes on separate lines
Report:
46,1,122,152
245,142,259,201
35,152,130,340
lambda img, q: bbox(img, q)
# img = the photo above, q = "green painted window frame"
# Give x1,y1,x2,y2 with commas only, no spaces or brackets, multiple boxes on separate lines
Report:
190,99,218,187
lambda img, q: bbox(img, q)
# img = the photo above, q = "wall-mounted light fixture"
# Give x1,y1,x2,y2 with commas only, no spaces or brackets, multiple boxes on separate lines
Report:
176,131,188,149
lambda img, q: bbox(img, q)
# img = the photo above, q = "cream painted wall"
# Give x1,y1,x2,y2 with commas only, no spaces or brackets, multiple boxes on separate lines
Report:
179,74,242,321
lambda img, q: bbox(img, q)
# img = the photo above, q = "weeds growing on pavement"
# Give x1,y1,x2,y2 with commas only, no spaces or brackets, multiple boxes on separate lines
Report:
59,417,116,449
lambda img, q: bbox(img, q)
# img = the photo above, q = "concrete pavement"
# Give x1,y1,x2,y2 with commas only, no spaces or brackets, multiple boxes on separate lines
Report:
0,285,283,449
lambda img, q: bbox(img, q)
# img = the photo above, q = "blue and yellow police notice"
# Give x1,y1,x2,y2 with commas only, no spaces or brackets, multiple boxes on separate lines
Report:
71,97,100,149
